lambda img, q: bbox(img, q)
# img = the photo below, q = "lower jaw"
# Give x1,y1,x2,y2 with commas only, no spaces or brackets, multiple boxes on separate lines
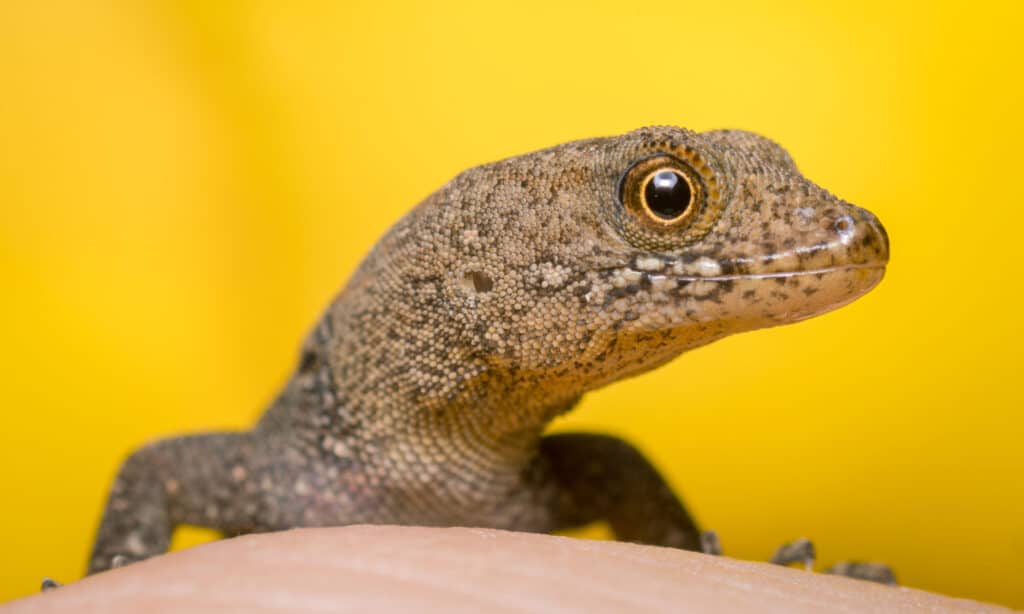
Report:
719,265,887,326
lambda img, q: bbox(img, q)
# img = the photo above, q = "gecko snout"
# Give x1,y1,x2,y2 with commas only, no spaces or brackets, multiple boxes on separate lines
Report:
834,205,889,268
865,210,890,259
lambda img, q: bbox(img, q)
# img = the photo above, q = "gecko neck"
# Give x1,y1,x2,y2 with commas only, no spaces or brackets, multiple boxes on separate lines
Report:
287,308,583,474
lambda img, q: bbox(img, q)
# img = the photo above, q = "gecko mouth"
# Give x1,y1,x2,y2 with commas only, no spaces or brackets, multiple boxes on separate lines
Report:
598,258,887,286
586,259,886,321
658,262,887,283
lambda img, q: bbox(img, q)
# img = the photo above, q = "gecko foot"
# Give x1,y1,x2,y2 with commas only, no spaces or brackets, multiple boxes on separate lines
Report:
769,538,816,570
826,561,897,585
40,578,62,592
700,530,722,555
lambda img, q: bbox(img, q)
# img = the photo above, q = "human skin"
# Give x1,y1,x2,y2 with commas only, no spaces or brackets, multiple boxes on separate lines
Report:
9,527,1009,613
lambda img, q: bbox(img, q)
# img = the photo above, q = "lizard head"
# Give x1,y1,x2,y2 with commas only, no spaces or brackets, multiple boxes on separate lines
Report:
342,126,888,419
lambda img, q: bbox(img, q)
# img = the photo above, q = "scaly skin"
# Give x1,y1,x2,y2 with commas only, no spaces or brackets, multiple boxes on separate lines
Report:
88,126,889,575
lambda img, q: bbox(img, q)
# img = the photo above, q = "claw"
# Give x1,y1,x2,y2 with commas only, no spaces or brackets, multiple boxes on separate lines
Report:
769,538,816,571
827,561,898,585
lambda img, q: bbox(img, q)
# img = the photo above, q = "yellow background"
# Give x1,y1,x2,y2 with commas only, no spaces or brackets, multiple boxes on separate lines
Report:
1,1,1021,607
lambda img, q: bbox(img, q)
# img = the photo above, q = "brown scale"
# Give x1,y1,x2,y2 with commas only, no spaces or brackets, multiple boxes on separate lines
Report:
82,126,892,585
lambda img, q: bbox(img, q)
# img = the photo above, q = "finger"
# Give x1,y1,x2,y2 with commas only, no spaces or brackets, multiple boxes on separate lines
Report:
4,526,1007,614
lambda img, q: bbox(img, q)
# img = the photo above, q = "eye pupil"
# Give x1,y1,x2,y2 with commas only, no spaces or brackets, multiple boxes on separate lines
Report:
644,170,692,220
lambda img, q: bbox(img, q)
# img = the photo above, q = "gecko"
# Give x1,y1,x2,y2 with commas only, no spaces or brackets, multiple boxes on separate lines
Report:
82,125,891,583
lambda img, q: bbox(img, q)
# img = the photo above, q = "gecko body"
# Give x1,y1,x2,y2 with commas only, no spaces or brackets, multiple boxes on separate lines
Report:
88,126,889,577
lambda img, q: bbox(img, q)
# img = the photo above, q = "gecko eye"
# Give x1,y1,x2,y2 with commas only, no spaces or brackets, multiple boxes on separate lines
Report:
644,170,692,220
619,154,702,229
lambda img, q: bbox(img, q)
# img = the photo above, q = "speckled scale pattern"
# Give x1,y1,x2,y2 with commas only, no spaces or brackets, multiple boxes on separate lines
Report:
87,126,888,574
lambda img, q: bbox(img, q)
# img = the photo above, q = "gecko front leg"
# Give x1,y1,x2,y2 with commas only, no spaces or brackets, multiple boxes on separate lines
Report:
531,432,896,584
533,432,704,551
89,432,265,574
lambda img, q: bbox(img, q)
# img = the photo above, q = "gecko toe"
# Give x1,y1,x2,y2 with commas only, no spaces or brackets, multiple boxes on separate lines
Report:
40,578,62,592
826,561,898,585
769,538,816,570
700,530,723,555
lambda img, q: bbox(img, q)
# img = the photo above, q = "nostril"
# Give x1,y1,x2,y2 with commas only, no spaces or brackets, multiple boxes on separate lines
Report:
833,215,856,242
